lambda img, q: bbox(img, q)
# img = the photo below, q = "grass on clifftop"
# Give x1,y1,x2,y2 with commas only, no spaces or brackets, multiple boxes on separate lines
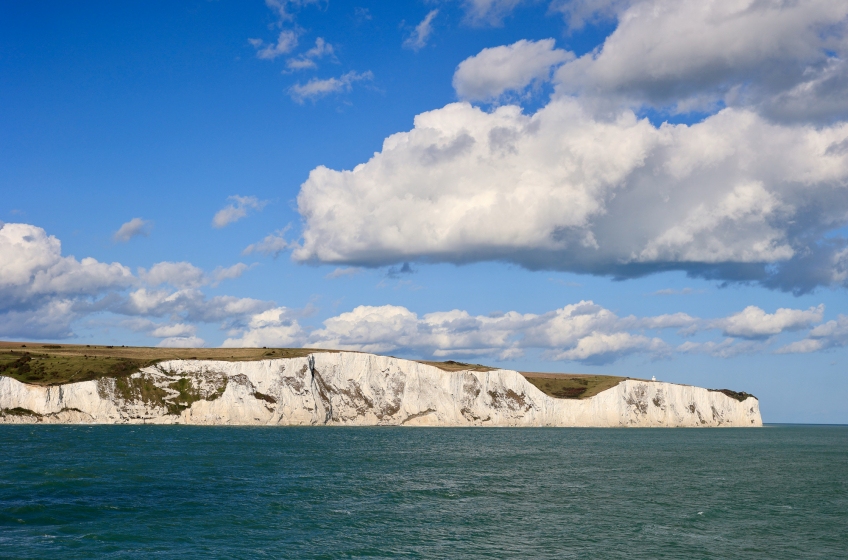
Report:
521,372,627,400
0,342,329,386
422,360,627,400
417,360,496,373
0,342,628,400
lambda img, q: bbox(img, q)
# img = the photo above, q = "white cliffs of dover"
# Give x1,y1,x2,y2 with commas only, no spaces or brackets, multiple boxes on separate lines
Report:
0,351,762,427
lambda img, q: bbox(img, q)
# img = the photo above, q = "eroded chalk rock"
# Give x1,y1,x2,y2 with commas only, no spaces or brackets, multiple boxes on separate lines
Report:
0,352,762,427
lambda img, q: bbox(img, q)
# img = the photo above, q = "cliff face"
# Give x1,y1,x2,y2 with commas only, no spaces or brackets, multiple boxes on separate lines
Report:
0,352,762,427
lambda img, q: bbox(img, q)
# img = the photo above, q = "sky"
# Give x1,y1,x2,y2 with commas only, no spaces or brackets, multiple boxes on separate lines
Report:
2,0,848,423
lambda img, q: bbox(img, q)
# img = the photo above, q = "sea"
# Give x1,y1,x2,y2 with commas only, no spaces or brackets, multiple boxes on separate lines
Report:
0,425,845,559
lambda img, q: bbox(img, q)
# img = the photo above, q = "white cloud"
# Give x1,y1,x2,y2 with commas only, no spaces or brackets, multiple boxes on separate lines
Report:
288,2,848,294
553,0,848,121
453,39,572,101
121,318,198,340
293,97,848,292
157,336,206,348
249,30,299,60
635,313,697,330
677,338,764,359
0,223,133,307
212,195,268,228
551,332,665,362
403,10,439,52
139,262,206,289
118,288,274,323
150,323,196,338
303,300,673,364
243,230,289,257
211,263,249,285
138,261,248,289
288,71,373,104
286,37,335,70
0,222,273,342
777,314,848,354
715,305,825,339
310,305,423,354
222,307,305,347
113,218,151,243
230,299,821,363
0,299,77,340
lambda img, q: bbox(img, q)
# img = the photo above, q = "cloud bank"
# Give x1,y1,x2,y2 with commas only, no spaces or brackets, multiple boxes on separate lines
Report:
223,299,832,364
3,222,837,363
0,223,268,341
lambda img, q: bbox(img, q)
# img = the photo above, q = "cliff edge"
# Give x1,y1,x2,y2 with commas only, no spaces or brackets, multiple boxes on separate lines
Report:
0,352,762,427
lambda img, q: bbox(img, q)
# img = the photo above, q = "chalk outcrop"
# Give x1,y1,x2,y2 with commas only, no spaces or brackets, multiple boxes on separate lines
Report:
0,352,762,427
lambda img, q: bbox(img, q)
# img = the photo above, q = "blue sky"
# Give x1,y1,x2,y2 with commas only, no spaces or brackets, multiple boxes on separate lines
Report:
2,0,848,423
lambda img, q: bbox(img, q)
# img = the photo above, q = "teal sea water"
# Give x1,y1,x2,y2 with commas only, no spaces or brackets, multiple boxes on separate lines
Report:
0,426,845,559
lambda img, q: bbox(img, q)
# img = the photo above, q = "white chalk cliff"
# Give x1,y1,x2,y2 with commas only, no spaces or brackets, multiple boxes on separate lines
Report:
0,352,762,427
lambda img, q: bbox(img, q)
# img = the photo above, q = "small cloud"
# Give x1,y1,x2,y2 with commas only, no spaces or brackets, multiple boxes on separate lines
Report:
157,335,205,348
288,70,373,104
775,314,848,354
775,339,823,354
150,323,196,338
113,218,152,243
326,267,360,279
212,195,268,228
211,263,251,286
243,229,290,257
249,30,299,60
286,37,335,71
403,10,438,51
716,305,824,339
286,58,317,70
452,38,572,102
139,261,206,289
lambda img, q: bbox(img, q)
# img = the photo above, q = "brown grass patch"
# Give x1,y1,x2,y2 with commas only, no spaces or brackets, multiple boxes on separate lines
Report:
520,372,627,400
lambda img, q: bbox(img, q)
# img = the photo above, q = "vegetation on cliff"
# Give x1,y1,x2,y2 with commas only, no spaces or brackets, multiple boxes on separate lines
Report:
2,342,752,403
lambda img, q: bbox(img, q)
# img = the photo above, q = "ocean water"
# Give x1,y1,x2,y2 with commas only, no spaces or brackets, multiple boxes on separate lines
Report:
0,426,845,559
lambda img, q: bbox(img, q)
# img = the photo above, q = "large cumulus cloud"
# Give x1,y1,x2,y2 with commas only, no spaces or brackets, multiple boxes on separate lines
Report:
0,223,133,308
290,2,848,294
293,99,848,291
